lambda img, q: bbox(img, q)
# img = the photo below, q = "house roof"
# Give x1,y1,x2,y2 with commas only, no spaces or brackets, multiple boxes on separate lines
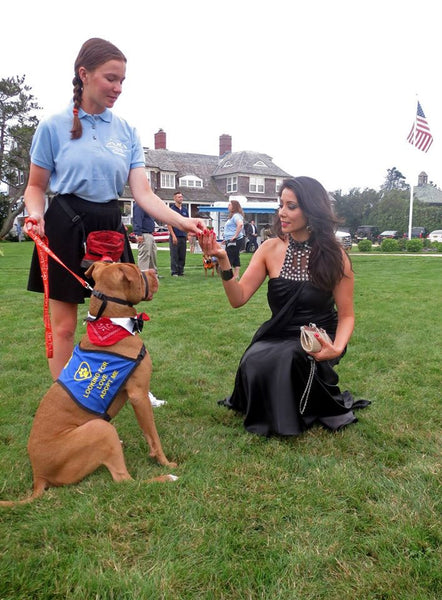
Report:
143,148,226,204
414,184,442,205
141,147,292,205
213,151,291,178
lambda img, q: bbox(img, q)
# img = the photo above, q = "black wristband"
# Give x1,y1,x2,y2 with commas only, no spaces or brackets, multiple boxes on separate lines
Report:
220,268,234,281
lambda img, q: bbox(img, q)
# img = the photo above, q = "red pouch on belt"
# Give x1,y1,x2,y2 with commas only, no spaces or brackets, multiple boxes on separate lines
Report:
81,230,125,268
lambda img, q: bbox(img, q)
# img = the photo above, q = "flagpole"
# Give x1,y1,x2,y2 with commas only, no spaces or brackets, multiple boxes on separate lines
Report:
407,181,414,239
407,98,418,240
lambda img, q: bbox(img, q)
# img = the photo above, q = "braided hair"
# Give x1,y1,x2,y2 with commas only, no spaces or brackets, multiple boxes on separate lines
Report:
71,38,126,140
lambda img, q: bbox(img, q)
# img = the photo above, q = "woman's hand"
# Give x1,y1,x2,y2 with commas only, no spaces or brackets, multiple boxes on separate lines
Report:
25,214,45,237
308,334,342,362
197,230,227,260
179,216,205,235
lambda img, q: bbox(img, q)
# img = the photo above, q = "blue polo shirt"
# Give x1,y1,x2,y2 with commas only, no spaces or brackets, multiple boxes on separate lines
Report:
30,104,145,203
169,203,189,237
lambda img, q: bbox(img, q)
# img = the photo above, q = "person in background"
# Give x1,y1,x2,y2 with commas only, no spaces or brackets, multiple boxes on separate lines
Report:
223,199,245,280
188,233,197,253
249,220,258,243
24,37,203,382
198,176,369,437
167,191,188,276
133,202,158,275
15,220,23,242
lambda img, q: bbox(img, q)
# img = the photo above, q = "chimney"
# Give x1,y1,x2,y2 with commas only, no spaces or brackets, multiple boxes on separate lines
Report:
219,134,232,157
155,129,167,150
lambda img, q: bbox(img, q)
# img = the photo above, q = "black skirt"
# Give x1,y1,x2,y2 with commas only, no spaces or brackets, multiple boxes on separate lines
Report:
27,194,134,304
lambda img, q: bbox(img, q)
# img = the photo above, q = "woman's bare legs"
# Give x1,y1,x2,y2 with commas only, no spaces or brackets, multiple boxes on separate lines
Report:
48,299,78,380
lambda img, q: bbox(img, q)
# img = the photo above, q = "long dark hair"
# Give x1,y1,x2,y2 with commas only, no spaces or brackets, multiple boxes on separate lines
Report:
228,199,244,217
274,177,347,290
70,38,126,139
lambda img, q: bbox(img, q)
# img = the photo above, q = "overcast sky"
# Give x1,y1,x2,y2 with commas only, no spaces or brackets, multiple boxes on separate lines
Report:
2,0,441,193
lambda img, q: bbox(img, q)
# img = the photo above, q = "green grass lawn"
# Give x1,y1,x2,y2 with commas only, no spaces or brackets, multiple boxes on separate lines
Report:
0,242,441,599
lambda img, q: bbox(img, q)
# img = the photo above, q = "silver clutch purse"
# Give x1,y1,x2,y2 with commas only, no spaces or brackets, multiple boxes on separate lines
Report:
300,323,332,353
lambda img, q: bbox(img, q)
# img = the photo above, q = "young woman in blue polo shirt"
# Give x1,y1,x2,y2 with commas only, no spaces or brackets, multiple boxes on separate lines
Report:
25,38,203,380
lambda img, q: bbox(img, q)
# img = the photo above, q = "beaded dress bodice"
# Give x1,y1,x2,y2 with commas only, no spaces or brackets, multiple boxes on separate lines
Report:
279,237,311,281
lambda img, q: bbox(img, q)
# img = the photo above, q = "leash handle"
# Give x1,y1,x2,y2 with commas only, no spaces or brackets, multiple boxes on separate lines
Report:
25,218,93,358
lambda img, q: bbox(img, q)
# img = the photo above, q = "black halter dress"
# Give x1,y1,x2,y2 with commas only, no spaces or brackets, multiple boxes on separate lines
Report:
221,237,369,436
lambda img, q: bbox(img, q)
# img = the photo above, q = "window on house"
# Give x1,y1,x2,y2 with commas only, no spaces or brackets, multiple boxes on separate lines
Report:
253,160,267,168
160,172,176,189
179,175,203,188
227,176,238,193
250,177,265,193
275,178,283,194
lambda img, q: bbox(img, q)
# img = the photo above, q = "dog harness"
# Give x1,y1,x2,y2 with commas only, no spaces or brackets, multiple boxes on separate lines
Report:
58,343,146,420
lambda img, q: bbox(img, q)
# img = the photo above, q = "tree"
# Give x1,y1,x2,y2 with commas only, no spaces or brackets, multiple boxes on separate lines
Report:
367,189,410,233
381,167,409,192
0,75,40,238
332,187,381,233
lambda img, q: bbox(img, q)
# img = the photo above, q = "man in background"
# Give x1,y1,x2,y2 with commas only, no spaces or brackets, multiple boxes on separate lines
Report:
133,203,159,275
167,191,189,276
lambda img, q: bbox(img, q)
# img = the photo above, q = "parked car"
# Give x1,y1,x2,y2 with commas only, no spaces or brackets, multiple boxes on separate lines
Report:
410,226,427,239
378,230,399,243
355,225,380,243
428,229,442,242
335,230,352,250
153,226,170,243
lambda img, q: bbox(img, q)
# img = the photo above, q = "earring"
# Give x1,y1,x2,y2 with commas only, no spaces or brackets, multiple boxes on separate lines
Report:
306,224,312,232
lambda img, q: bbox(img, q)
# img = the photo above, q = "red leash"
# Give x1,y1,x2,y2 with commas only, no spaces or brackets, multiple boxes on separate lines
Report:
25,218,93,358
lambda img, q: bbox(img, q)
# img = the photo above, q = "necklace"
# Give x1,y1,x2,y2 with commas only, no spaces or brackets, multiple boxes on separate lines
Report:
279,236,311,281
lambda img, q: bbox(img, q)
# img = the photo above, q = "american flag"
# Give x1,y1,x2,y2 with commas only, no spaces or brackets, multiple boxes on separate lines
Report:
407,101,433,152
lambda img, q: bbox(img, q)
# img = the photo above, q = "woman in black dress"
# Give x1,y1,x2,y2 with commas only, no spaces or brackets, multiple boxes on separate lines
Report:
198,176,369,437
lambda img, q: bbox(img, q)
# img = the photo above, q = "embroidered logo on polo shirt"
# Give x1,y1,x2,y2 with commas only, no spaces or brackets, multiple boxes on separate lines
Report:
106,139,128,157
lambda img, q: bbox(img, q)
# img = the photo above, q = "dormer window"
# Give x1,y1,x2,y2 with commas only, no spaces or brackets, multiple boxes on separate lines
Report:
179,175,203,188
253,160,267,168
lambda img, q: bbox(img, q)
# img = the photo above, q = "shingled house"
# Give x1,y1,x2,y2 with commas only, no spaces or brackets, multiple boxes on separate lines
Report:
413,172,442,206
122,130,292,236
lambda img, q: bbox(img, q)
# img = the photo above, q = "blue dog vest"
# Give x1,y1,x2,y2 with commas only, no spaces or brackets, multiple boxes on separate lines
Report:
58,344,146,420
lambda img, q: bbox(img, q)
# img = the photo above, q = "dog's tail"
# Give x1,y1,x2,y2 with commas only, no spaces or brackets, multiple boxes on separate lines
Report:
0,479,47,507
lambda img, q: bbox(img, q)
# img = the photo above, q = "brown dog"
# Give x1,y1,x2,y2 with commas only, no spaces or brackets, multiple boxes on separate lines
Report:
203,254,218,277
0,262,176,507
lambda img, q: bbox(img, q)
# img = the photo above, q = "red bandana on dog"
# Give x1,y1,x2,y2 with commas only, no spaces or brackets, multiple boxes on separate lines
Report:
87,314,150,346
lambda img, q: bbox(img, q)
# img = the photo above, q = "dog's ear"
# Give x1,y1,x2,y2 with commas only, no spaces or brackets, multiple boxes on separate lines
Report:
85,262,106,280
118,264,156,303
